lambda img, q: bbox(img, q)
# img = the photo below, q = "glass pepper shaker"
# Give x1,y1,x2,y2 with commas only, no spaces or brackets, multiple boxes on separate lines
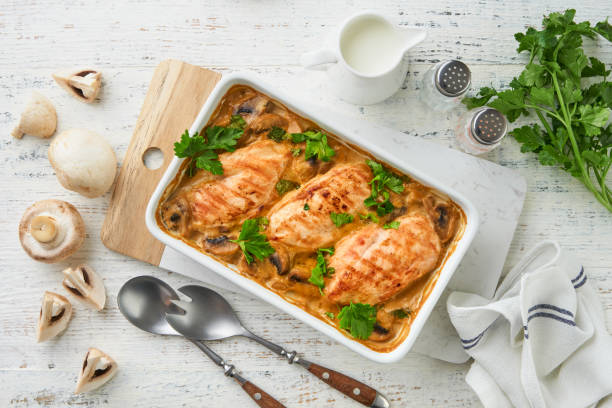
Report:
419,60,471,111
455,106,508,155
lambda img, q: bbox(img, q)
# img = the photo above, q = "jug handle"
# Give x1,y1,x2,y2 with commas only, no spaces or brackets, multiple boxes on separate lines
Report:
300,49,337,70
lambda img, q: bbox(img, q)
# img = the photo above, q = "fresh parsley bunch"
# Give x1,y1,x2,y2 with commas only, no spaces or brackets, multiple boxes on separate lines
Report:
464,10,612,212
173,125,243,176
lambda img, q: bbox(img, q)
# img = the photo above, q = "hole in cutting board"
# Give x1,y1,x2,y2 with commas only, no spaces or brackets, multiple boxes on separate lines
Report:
142,147,164,170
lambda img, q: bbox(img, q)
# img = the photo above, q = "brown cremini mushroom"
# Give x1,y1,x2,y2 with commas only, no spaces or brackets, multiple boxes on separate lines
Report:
11,91,57,139
19,200,85,263
37,291,73,342
52,68,102,103
75,348,118,393
62,264,106,311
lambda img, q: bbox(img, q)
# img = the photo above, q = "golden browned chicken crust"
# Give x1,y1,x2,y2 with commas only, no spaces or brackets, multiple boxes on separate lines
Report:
325,213,442,305
163,140,291,234
267,163,372,250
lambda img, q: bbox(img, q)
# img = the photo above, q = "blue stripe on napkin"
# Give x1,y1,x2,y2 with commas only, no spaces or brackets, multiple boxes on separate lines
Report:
527,304,574,317
527,312,576,327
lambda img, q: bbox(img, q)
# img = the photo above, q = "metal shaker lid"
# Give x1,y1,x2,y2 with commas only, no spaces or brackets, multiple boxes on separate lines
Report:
471,107,508,145
435,60,471,97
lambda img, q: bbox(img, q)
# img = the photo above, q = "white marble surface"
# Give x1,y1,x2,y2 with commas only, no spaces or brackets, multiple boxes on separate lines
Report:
1,1,611,407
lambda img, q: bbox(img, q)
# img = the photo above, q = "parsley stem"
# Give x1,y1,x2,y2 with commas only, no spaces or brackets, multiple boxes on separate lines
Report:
552,72,612,212
525,104,563,122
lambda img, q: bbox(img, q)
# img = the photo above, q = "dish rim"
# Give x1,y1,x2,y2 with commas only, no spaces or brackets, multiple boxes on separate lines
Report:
145,72,479,363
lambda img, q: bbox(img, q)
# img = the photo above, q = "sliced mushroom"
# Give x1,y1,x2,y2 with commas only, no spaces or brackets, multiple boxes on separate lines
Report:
75,348,118,393
201,235,239,256
160,196,191,235
19,200,85,263
52,68,102,103
247,113,288,134
11,91,57,139
62,265,106,311
36,291,73,342
423,194,459,243
269,246,291,275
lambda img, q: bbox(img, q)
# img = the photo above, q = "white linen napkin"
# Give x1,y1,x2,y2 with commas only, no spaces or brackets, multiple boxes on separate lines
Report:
447,241,612,408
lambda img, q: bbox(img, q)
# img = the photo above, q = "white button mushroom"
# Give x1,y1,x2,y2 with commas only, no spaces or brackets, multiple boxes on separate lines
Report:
37,291,73,342
75,348,118,394
19,199,85,263
11,91,57,139
62,264,106,311
48,129,117,198
52,68,102,103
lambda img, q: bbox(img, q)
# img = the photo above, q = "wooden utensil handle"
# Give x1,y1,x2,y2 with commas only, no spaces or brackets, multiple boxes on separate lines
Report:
242,381,286,408
301,359,379,406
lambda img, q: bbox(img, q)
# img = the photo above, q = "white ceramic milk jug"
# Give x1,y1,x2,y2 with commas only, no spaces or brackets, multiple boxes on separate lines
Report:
300,11,426,105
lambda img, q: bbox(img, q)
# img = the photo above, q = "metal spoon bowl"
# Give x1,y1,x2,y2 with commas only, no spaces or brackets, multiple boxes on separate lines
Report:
117,276,285,408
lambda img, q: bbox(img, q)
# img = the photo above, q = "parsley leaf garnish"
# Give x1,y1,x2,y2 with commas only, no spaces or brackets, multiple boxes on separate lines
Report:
392,309,411,319
338,302,377,340
290,131,336,162
359,213,380,223
275,179,300,196
230,219,275,264
292,148,302,157
304,203,310,211
308,247,334,292
229,114,247,130
268,126,286,142
325,312,335,319
174,126,243,176
463,10,612,213
383,221,400,229
330,212,354,227
363,160,405,216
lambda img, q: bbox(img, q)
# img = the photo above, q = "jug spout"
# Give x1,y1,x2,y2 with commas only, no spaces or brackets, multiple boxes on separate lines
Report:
400,28,427,52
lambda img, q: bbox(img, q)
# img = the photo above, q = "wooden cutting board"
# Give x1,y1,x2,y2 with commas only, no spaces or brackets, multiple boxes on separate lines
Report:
101,60,221,265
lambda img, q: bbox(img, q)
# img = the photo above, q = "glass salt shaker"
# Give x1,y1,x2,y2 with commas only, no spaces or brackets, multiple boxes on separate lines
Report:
455,107,508,155
419,60,471,111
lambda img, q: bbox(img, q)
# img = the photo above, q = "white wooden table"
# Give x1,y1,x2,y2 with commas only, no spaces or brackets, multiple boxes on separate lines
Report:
1,1,611,407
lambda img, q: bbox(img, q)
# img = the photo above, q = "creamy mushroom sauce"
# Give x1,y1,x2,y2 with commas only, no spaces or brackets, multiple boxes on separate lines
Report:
157,85,466,352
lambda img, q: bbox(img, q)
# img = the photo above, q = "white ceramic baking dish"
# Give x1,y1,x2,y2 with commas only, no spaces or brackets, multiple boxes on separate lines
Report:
145,73,479,363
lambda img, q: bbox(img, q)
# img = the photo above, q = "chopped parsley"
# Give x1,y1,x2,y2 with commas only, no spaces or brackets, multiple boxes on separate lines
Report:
290,130,336,162
308,247,335,292
359,213,380,223
174,127,243,176
229,114,247,130
291,148,302,157
255,216,269,226
383,221,400,229
330,212,354,227
304,203,310,211
230,219,275,264
363,160,405,216
275,179,300,195
338,302,377,340
268,126,286,142
392,309,411,319
325,312,335,319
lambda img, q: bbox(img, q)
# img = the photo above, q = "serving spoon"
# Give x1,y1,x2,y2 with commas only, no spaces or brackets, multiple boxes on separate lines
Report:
117,276,285,408
165,284,390,408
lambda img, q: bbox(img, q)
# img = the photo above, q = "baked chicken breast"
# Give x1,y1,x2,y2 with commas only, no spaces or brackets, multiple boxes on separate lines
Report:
325,213,442,305
161,140,290,234
267,163,371,250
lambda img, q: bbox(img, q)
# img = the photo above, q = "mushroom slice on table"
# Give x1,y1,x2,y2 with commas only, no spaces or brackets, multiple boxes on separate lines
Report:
11,91,57,139
52,68,102,103
48,129,117,198
75,348,118,394
36,291,73,342
62,265,106,311
19,200,85,263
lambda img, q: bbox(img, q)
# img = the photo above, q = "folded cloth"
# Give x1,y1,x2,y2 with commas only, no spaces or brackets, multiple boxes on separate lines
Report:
447,241,612,408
